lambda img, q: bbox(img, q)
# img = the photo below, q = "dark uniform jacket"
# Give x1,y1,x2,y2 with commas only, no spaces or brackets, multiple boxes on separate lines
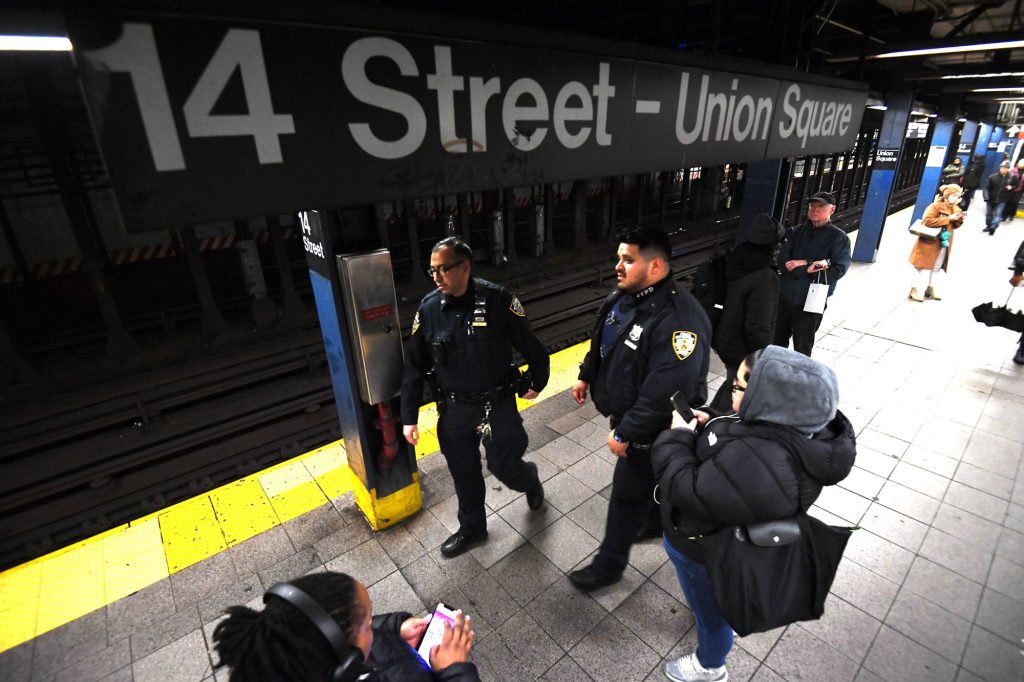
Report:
578,274,710,443
651,412,856,562
366,612,481,681
984,171,1020,204
963,158,985,190
401,277,549,424
777,220,852,304
713,244,779,366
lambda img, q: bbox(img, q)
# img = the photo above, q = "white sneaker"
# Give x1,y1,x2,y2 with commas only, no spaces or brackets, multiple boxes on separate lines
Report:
664,652,728,682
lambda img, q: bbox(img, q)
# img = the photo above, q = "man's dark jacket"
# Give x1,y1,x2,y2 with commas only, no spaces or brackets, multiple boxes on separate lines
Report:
963,158,985,190
713,244,779,366
578,274,710,443
984,171,1021,204
366,612,480,681
777,220,852,304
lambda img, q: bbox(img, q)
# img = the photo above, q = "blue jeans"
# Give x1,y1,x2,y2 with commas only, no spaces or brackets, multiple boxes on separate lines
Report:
663,537,734,668
987,202,1006,232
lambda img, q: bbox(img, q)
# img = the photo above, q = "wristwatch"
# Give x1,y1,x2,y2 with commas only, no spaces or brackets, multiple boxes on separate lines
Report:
612,431,624,443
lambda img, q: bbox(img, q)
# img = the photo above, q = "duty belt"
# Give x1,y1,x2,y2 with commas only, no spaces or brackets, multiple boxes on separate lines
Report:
443,384,510,404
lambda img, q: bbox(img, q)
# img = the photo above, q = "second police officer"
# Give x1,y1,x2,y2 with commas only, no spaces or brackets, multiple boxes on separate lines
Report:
570,226,711,590
401,237,549,558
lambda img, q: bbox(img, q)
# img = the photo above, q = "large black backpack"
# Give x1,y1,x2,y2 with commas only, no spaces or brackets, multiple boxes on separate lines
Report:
692,253,728,330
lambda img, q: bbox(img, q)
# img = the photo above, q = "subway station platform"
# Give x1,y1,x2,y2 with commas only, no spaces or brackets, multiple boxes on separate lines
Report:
1,197,1023,682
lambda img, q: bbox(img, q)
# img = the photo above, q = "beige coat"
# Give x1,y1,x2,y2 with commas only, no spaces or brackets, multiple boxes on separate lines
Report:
909,200,963,270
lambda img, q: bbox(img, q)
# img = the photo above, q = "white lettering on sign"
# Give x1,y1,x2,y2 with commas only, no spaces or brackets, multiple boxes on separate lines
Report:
302,234,325,258
777,84,852,149
83,22,861,175
341,37,428,160
676,74,773,145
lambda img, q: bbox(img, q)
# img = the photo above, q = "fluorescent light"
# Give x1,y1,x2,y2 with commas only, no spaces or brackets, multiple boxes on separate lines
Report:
972,87,1024,92
0,35,72,51
874,39,1024,59
942,71,1024,79
958,118,967,122
911,111,937,117
867,104,888,110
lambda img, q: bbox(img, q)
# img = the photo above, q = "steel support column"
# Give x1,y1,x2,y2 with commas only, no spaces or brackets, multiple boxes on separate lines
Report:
911,94,962,223
736,160,785,244
956,120,979,165
266,213,308,325
853,87,915,263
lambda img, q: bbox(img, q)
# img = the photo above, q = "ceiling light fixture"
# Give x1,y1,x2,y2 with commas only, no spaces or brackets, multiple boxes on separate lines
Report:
971,87,1024,92
0,35,72,51
941,71,1024,80
873,38,1024,59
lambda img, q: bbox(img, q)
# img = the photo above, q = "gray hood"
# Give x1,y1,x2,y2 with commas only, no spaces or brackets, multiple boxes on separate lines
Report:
739,345,838,435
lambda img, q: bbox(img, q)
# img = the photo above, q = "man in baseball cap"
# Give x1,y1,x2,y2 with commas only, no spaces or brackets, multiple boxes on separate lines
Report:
773,191,851,356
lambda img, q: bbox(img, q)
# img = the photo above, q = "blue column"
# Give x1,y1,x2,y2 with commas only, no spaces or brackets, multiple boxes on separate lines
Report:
976,122,993,161
957,120,978,165
852,87,914,263
911,94,962,223
298,209,420,527
985,127,1006,178
736,159,784,244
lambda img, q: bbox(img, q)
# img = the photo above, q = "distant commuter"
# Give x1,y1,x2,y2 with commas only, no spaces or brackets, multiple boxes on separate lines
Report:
961,155,986,210
569,226,710,591
652,346,855,682
707,213,784,413
908,184,964,302
983,161,1020,235
401,237,548,558
213,571,480,681
940,157,964,186
1004,159,1024,222
773,191,852,357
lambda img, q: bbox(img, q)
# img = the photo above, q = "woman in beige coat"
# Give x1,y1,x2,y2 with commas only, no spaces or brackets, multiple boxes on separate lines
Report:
909,184,964,301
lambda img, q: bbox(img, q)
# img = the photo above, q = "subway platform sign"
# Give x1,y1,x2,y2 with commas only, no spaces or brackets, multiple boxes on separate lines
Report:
67,10,866,232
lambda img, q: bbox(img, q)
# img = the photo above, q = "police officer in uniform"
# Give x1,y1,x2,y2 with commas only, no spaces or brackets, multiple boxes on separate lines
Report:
569,226,710,591
402,238,549,558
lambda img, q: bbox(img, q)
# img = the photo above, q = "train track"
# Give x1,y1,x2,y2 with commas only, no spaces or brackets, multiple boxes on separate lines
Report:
2,205,870,569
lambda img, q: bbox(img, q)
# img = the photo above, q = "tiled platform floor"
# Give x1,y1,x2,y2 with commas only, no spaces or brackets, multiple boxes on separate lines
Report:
2,197,1023,681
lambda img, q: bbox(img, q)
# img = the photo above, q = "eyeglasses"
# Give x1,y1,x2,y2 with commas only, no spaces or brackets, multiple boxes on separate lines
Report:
426,261,466,278
731,381,746,393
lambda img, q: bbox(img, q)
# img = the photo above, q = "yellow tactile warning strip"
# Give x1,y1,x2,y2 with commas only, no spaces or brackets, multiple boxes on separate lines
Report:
0,341,589,653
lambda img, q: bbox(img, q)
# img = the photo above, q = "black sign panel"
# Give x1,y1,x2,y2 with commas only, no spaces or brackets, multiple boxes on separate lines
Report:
873,148,900,169
68,16,866,232
957,143,973,155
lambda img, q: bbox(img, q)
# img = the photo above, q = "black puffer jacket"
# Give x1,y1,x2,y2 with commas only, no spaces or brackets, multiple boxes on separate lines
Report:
366,612,481,682
652,411,856,562
712,244,780,366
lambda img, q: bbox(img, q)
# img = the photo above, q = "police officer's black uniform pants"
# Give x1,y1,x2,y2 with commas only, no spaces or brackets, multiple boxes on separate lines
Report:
774,301,824,357
594,443,656,577
437,396,535,535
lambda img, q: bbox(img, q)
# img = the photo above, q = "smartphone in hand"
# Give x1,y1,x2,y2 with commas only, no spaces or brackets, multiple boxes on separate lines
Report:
415,602,459,667
670,391,695,422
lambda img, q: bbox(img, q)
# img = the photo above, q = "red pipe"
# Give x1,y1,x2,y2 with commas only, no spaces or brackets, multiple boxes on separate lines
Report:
376,402,400,470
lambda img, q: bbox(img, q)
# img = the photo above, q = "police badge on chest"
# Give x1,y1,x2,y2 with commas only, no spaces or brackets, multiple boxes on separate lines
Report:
624,324,644,350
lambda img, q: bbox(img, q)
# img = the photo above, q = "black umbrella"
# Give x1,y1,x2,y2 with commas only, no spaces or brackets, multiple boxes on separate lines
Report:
973,289,1024,333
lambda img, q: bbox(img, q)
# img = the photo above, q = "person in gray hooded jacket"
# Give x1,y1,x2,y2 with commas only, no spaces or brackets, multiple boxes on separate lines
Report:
651,345,856,682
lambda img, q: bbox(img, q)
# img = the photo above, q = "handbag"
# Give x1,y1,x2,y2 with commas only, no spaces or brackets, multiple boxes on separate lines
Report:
803,270,828,314
699,514,853,637
908,219,942,239
972,287,1024,333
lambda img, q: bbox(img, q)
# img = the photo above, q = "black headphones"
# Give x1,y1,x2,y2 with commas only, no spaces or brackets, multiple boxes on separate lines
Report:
264,582,365,682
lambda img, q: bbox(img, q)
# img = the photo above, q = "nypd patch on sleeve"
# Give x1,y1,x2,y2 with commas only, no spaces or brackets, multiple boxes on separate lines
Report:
672,330,698,360
510,295,526,317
